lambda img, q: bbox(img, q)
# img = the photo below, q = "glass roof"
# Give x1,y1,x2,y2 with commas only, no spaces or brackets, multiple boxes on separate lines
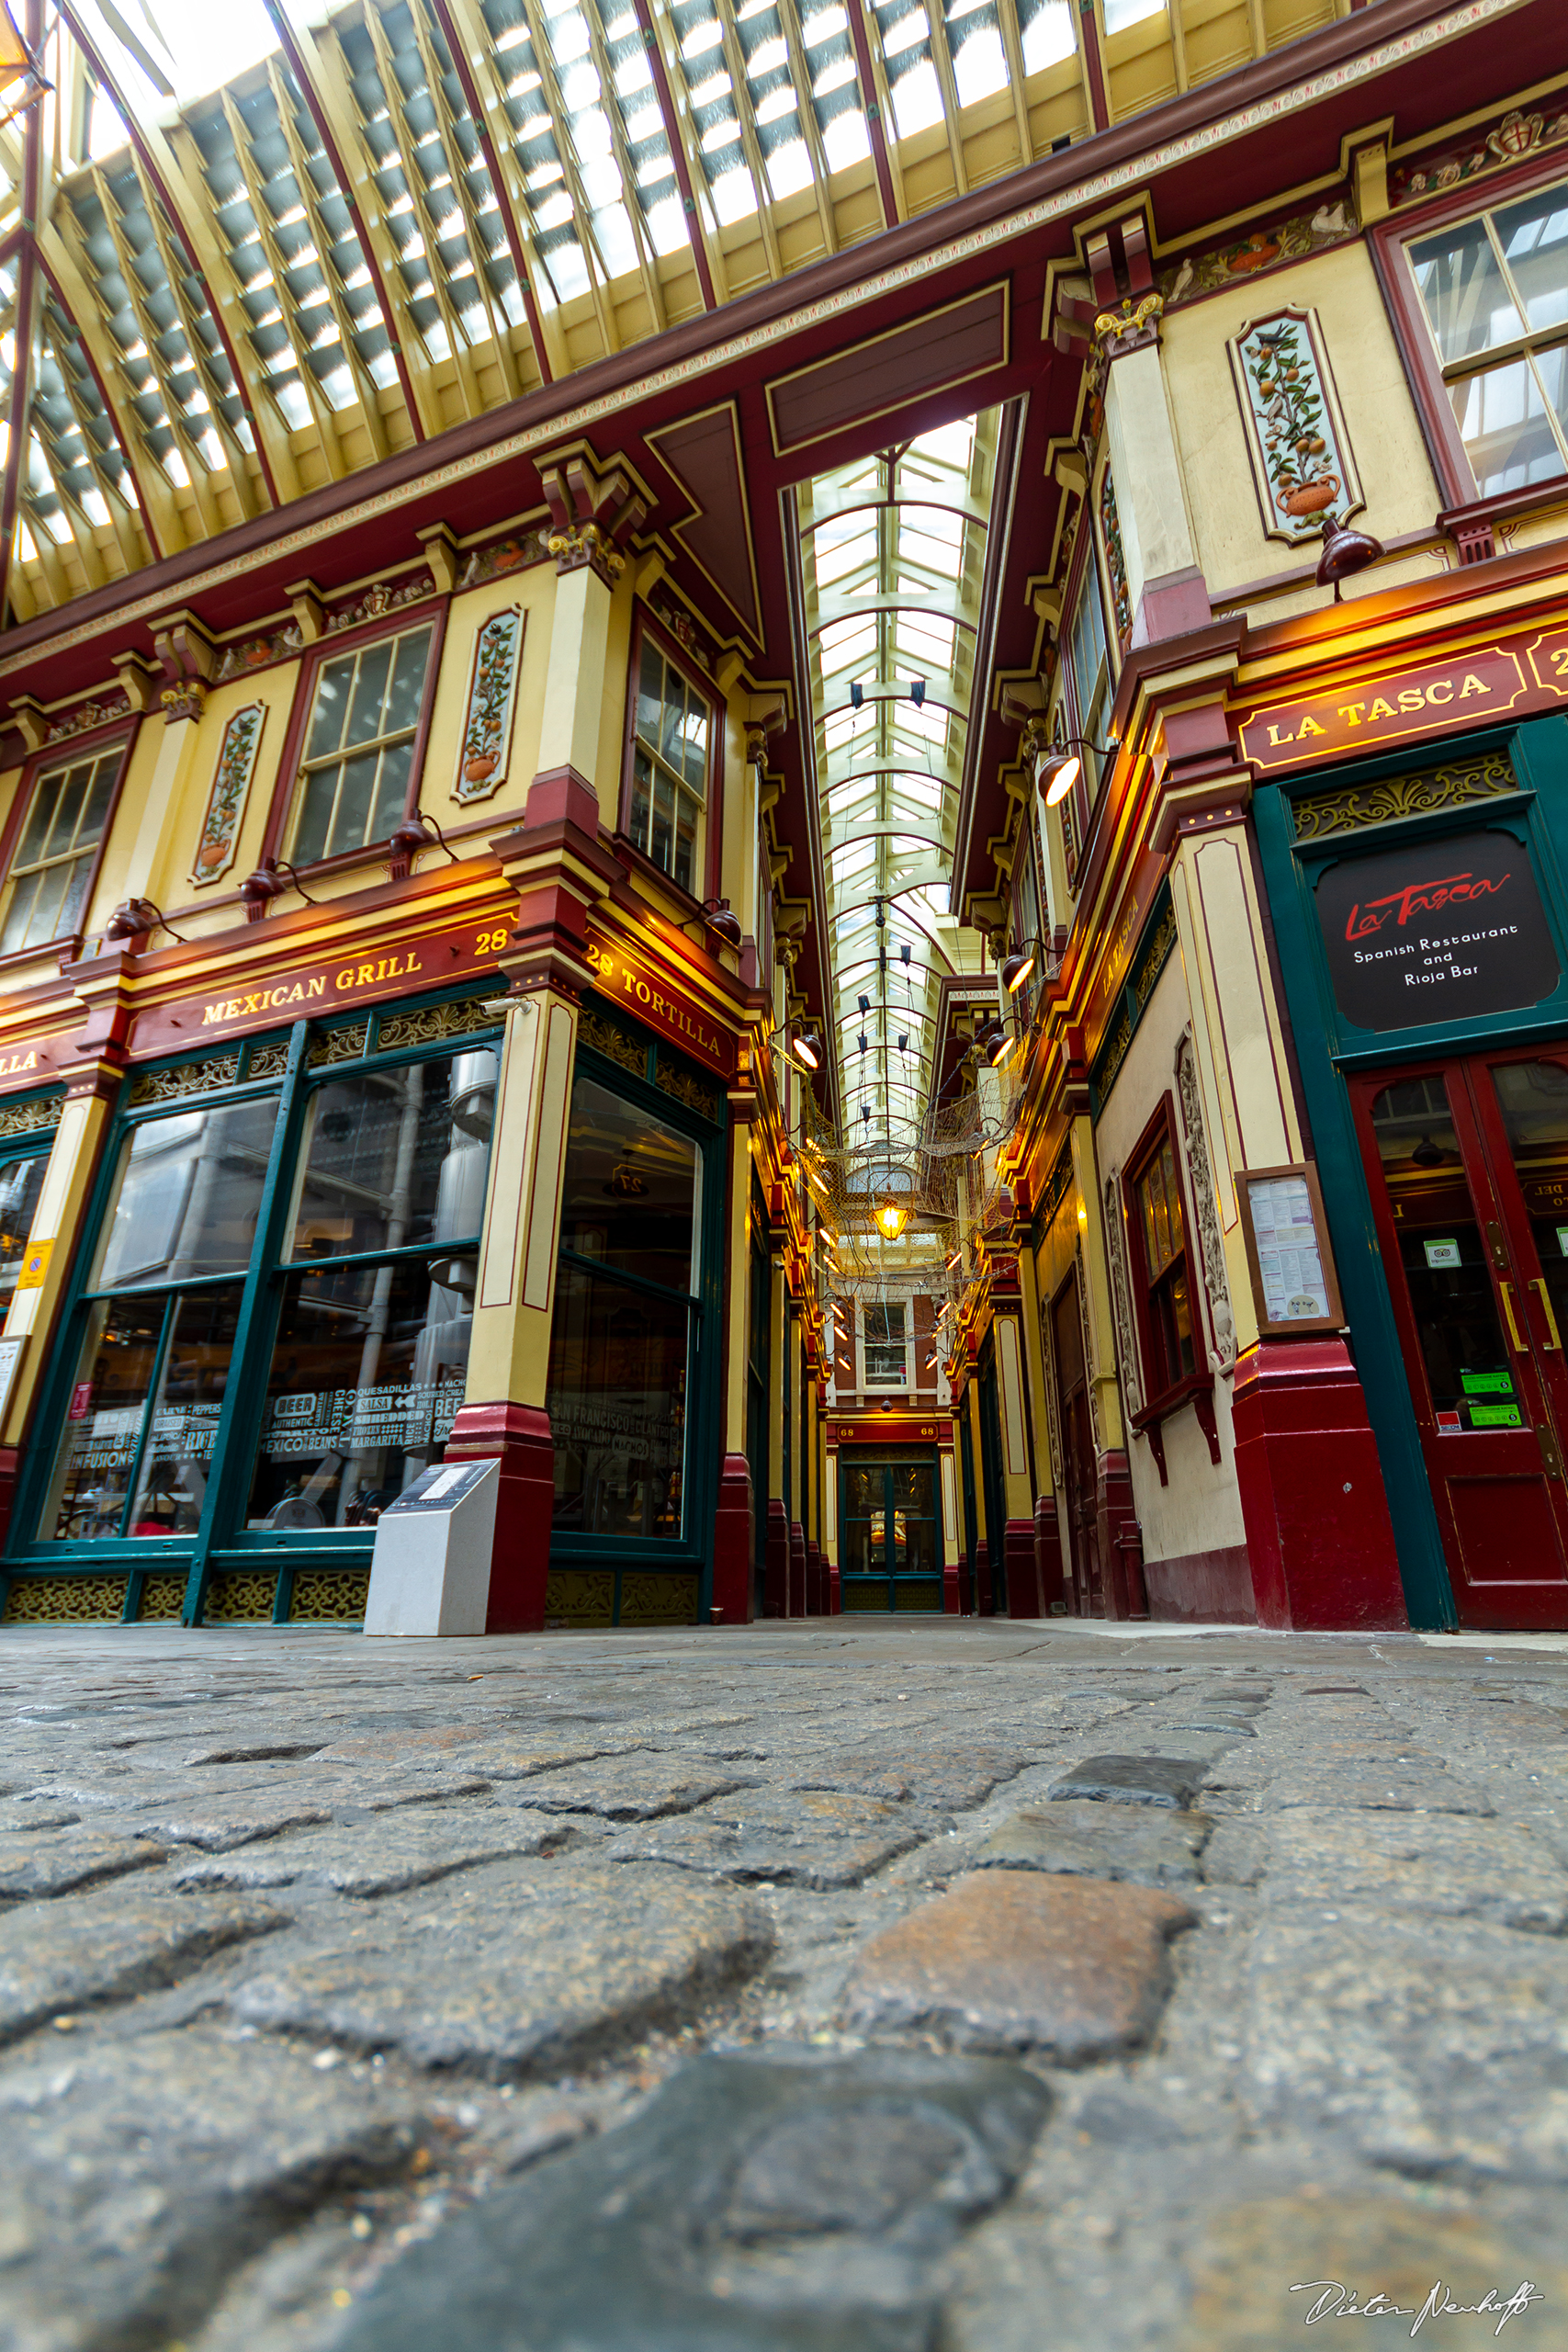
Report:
795,409,997,1162
0,0,1337,619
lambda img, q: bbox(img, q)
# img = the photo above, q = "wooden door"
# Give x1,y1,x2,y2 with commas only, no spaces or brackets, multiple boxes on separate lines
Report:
1351,1061,1568,1630
1052,1270,1102,1617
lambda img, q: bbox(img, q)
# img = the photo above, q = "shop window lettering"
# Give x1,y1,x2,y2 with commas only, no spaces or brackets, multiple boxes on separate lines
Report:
1345,870,1511,943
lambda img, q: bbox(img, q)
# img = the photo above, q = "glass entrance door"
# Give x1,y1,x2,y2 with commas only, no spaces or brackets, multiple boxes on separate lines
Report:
1351,1056,1568,1629
839,1451,942,1611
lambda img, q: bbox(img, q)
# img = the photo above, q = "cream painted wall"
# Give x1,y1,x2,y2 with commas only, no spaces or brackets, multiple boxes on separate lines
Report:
1163,242,1442,602
141,665,299,933
1091,953,1247,1566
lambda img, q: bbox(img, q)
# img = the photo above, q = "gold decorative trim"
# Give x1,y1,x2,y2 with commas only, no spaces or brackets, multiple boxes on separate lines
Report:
308,1022,369,1068
0,1092,63,1140
376,996,501,1053
202,1568,278,1623
544,1568,615,1626
137,1570,186,1622
617,1572,699,1625
3,1574,128,1623
289,1565,370,1621
130,1053,242,1105
581,1008,645,1077
655,1053,721,1123
1291,750,1517,840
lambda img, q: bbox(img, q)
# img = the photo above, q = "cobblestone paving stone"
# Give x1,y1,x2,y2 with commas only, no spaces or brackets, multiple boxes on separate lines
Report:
1,1620,1566,2349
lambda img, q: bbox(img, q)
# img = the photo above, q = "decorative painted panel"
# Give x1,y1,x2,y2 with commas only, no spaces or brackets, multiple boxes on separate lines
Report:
1098,466,1132,652
1101,1173,1143,1419
1228,308,1364,548
1290,750,1517,842
454,606,525,803
191,703,265,886
1176,1035,1236,1374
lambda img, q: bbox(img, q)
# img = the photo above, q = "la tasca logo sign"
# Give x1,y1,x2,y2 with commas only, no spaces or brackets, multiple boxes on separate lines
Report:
1314,828,1561,1033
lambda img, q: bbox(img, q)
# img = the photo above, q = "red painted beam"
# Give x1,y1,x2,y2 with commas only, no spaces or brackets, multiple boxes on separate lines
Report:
260,0,429,438
56,0,286,503
847,0,899,230
0,0,43,623
629,0,717,311
420,0,554,388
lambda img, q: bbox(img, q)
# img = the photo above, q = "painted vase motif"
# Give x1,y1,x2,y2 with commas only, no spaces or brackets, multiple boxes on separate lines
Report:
454,607,524,805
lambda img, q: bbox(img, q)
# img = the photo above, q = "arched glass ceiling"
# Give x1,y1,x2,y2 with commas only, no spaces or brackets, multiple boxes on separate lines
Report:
795,409,998,1172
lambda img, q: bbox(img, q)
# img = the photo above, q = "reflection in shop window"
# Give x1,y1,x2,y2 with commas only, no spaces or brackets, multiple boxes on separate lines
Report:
0,1151,49,1316
547,1074,699,1538
37,1040,499,1545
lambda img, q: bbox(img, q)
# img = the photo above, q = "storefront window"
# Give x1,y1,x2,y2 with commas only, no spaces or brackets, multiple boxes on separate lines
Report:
626,632,711,894
35,1026,499,1548
288,623,434,865
0,1148,51,1316
1406,176,1568,495
547,1074,700,1538
0,749,118,955
1129,1124,1197,1395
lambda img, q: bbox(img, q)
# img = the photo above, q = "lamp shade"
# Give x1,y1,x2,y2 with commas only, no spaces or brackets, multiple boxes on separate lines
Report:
789,1029,823,1070
1316,513,1384,586
876,1197,908,1239
1041,751,1081,807
1000,947,1035,994
703,899,743,946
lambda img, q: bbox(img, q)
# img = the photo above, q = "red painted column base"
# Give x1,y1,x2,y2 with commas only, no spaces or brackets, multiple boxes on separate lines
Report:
713,1453,755,1625
1232,1339,1408,1631
975,1538,993,1616
1034,1492,1065,1612
445,1401,554,1633
788,1521,807,1618
1096,1449,1141,1619
1005,1518,1043,1617
763,1498,789,1618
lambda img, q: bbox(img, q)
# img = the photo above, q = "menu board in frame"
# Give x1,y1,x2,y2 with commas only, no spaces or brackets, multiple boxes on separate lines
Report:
1235,1161,1345,1338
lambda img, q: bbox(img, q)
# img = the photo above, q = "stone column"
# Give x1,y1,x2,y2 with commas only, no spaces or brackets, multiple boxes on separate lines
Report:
1070,1113,1142,1619
1089,220,1211,648
444,509,626,1632
1015,1238,1064,1611
764,1254,788,1617
713,1064,758,1627
1154,750,1404,1630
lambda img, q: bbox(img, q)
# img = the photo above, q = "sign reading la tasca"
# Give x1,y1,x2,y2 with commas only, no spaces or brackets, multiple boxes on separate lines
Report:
1314,827,1561,1032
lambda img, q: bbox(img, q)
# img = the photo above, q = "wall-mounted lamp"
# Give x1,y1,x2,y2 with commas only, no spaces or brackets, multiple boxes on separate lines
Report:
789,1027,824,1070
1316,511,1384,598
682,895,743,948
104,898,185,946
1038,736,1119,808
388,808,458,876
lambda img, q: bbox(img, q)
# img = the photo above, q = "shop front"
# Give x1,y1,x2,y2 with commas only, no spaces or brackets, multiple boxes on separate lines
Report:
1258,714,1568,1631
2,981,504,1627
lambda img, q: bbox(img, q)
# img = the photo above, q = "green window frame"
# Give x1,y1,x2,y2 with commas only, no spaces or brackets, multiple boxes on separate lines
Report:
5,994,502,1625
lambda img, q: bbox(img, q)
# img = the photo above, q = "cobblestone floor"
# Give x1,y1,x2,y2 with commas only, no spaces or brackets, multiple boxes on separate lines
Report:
2,1615,1567,2351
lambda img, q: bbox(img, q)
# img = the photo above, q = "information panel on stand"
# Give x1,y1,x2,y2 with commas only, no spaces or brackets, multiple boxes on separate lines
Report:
1235,1162,1345,1339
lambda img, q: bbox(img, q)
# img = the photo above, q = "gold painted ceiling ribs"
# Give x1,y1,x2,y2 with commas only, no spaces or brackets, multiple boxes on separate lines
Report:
0,0,1342,616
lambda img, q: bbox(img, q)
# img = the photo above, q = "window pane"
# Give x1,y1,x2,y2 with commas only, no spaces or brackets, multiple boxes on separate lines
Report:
637,642,662,749
369,740,415,842
1447,356,1563,494
558,1076,697,1293
95,1100,278,1289
56,854,95,942
382,627,434,738
0,872,40,956
0,1152,48,1314
630,748,652,854
19,864,71,948
288,1048,498,1261
307,655,353,761
1534,342,1568,459
126,1288,243,1534
328,752,380,855
660,674,686,771
651,769,675,875
682,697,707,791
291,775,335,868
1166,1265,1196,1382
675,792,697,895
1411,217,1524,361
39,1295,168,1540
77,755,118,845
346,641,393,750
1494,181,1568,335
247,1259,473,1529
547,1259,688,1538
43,765,90,859
14,775,60,868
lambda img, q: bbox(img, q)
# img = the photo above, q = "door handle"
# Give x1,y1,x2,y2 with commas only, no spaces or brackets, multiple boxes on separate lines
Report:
1500,1279,1529,1352
1531,1278,1563,1352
